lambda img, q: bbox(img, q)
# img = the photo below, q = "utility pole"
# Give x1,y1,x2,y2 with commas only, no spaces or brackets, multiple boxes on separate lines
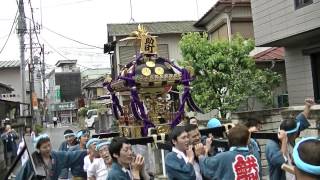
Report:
17,0,27,116
42,44,46,124
29,20,34,126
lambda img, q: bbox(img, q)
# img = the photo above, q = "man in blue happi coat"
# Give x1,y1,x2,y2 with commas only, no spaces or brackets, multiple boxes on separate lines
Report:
107,137,145,180
185,124,204,180
165,126,196,180
16,134,87,180
58,129,77,179
265,98,314,180
195,124,262,180
69,129,90,180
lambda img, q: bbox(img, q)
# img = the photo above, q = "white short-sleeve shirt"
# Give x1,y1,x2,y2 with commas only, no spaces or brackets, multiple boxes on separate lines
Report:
87,158,109,180
83,155,93,172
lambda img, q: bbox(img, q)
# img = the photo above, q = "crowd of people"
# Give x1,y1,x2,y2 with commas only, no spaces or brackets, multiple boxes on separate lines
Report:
165,99,320,180
2,98,318,180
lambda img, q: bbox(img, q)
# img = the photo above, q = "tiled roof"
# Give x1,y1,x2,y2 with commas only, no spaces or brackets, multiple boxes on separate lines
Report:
81,79,96,89
55,60,77,67
0,82,14,92
82,76,105,89
254,47,285,62
0,60,20,68
107,21,204,36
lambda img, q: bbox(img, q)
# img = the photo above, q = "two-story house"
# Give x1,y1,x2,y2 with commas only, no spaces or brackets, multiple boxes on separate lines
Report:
82,76,111,106
251,0,320,105
194,0,288,110
0,61,25,102
47,60,81,123
194,0,254,41
81,68,111,106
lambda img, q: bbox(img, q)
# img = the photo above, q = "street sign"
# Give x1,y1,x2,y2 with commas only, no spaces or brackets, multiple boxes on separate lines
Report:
32,92,38,110
53,102,76,111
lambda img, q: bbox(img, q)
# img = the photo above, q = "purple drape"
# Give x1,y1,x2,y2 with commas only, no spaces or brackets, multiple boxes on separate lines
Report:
103,82,123,120
162,59,203,127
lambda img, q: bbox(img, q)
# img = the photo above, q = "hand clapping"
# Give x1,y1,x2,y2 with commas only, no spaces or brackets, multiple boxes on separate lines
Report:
186,145,195,164
194,143,206,157
132,154,144,172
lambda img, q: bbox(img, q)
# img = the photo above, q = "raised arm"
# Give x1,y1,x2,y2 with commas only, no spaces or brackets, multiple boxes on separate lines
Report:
303,98,314,119
198,155,219,178
12,129,19,140
194,143,219,179
296,99,315,131
57,150,87,169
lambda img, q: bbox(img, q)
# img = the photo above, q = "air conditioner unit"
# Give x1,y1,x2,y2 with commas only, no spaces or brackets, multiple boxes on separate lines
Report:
278,94,289,108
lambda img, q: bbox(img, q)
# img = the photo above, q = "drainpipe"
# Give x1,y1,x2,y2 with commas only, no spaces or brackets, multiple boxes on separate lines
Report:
226,0,235,42
225,13,232,42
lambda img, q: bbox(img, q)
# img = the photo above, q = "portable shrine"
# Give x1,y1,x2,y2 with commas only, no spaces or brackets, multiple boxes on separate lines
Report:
103,25,203,137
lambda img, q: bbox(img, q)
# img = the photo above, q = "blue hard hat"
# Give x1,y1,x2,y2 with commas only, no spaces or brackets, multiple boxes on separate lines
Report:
207,118,222,128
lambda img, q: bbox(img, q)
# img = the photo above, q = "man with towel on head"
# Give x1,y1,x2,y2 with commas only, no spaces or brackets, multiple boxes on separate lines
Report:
59,129,77,180
87,141,113,180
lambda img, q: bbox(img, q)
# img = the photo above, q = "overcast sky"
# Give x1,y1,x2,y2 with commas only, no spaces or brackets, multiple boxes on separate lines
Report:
0,0,216,71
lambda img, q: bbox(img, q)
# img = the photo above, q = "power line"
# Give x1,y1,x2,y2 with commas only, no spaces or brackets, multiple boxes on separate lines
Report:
39,36,95,70
77,63,93,70
23,15,102,50
60,49,105,55
59,46,98,50
0,10,18,55
43,0,94,8
43,26,103,49
40,36,71,60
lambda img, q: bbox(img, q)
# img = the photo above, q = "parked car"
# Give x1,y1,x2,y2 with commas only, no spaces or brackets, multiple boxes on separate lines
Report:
85,109,98,128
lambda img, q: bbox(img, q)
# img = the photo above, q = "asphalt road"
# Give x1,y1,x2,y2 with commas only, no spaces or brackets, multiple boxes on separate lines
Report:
44,123,79,150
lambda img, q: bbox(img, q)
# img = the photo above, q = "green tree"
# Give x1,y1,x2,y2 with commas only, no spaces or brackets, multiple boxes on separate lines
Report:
179,33,281,118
